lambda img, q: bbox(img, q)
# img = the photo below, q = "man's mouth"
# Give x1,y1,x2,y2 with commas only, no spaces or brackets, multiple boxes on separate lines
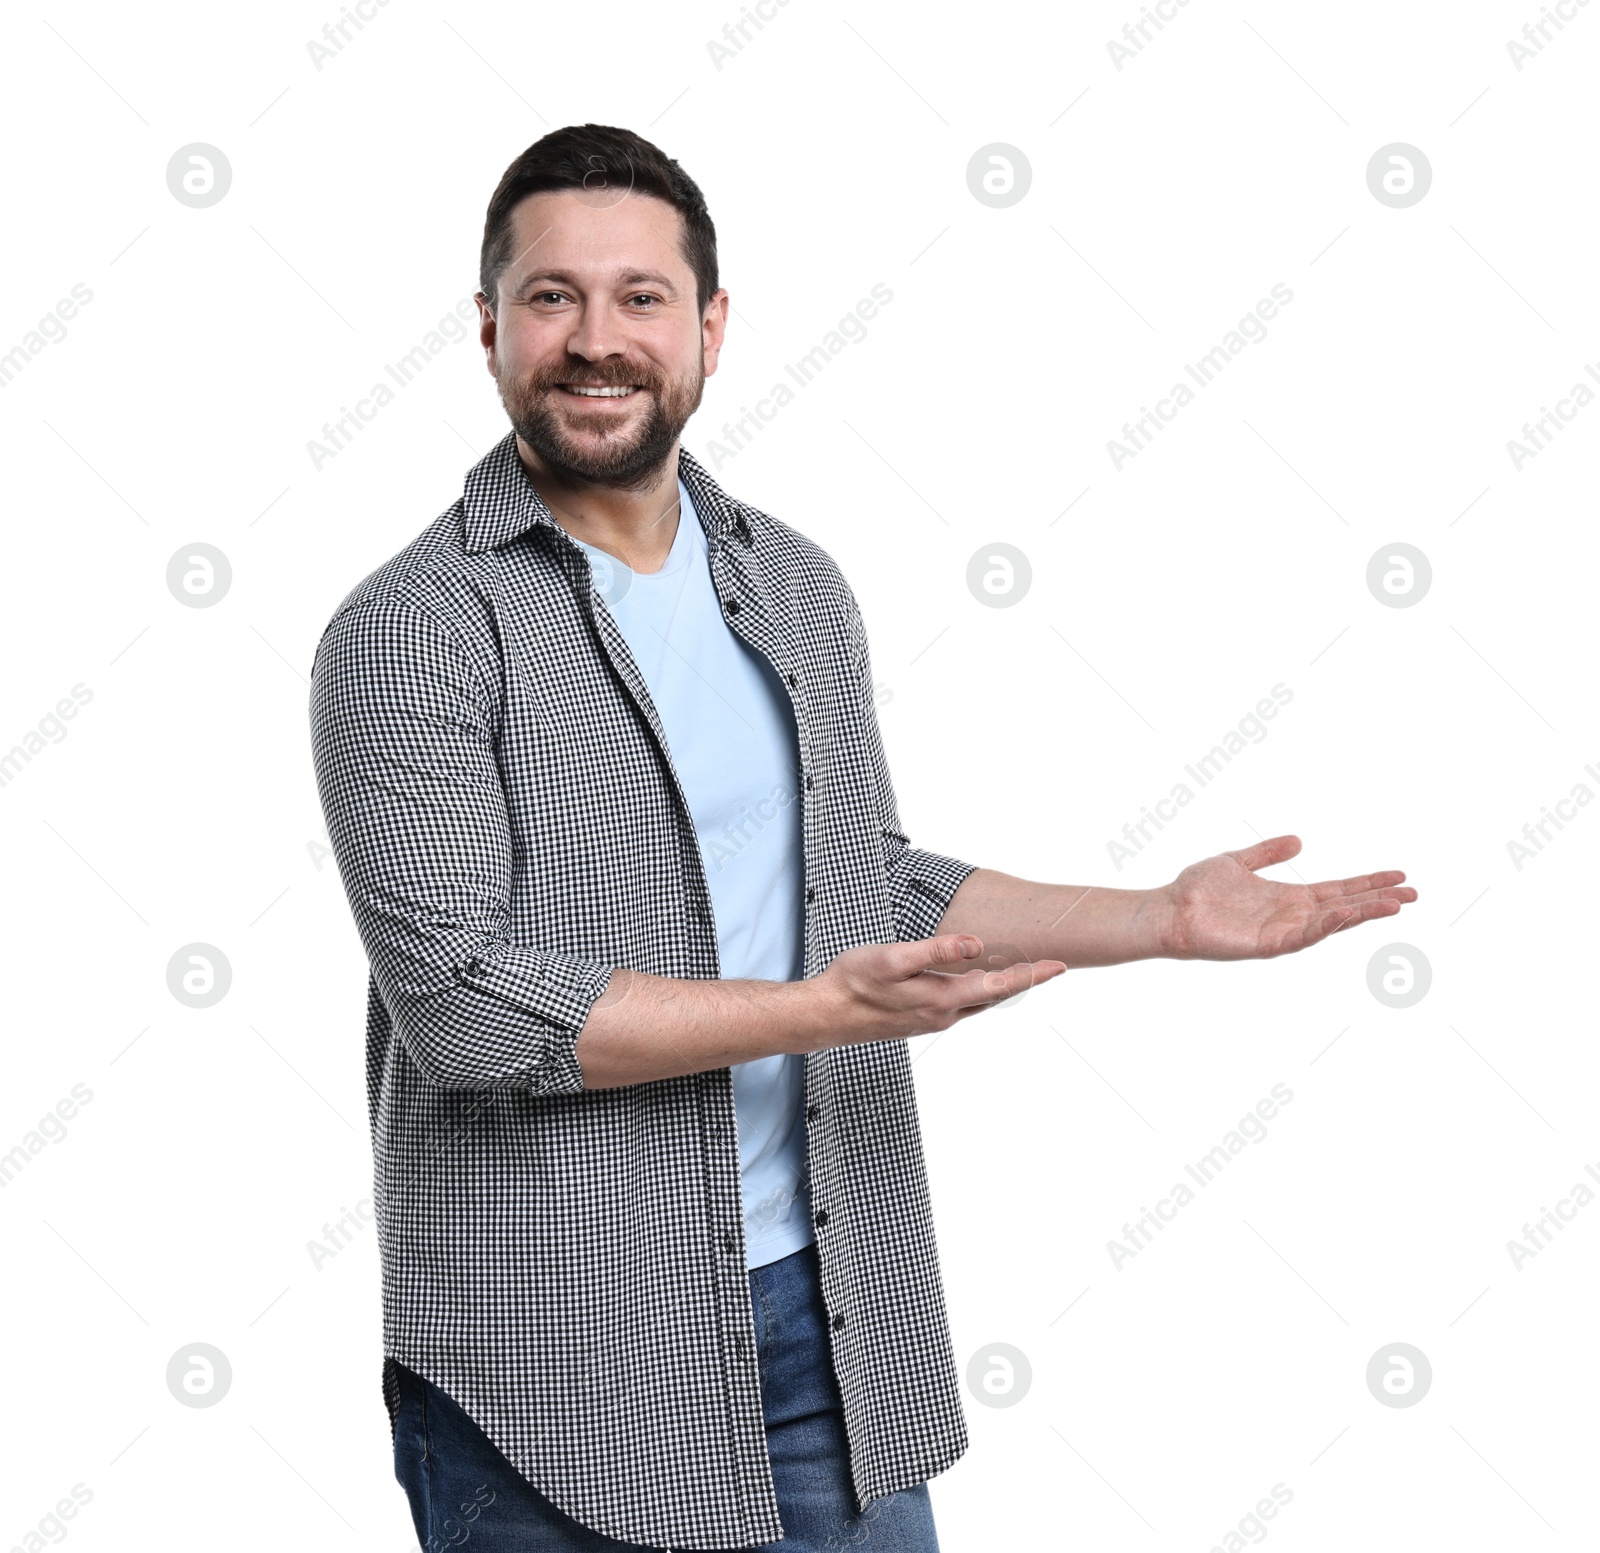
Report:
557,384,643,399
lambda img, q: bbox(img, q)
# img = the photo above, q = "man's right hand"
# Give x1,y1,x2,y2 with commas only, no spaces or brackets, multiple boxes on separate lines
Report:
804,933,1067,1052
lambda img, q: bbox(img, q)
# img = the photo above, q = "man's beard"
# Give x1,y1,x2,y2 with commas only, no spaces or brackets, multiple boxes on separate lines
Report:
495,354,704,490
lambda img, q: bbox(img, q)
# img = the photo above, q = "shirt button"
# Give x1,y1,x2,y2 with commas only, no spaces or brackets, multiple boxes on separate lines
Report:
832,1312,846,1332
787,672,798,688
721,1230,736,1254
806,1103,820,1121
725,597,741,614
805,772,814,791
814,1208,829,1228
465,958,481,975
806,887,816,903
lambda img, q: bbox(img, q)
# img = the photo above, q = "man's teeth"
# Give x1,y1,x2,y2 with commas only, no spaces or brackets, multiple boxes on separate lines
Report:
562,385,638,397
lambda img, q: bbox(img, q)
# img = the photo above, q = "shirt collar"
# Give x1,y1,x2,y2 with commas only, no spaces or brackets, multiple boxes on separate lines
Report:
462,431,754,555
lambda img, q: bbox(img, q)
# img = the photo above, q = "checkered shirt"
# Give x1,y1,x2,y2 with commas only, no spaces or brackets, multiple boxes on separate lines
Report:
307,430,977,1548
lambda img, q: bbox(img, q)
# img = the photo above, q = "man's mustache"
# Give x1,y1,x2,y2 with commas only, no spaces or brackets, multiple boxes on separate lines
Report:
527,365,663,393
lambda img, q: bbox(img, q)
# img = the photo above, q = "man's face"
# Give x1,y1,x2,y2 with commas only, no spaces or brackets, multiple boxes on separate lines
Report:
479,188,727,489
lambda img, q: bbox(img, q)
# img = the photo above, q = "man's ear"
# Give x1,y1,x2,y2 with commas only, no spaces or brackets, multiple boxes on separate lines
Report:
475,291,497,373
701,287,731,378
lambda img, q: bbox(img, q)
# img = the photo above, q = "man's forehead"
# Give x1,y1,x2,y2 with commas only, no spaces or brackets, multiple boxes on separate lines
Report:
504,190,687,284
509,186,679,234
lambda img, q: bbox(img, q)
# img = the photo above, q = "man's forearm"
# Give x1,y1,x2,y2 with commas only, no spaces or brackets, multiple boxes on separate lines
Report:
935,866,1172,970
576,870,1164,1090
574,929,1063,1090
575,970,832,1089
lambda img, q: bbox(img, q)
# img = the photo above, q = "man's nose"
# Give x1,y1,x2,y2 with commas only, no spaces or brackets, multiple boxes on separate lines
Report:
565,304,629,362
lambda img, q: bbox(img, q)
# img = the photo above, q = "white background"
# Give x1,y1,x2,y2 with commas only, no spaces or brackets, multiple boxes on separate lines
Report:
2,1,1596,1549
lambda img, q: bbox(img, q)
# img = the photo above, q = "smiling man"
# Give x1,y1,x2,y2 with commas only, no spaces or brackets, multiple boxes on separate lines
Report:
308,124,1416,1553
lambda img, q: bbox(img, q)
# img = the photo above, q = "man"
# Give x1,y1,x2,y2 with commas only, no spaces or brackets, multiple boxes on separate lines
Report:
308,124,1415,1553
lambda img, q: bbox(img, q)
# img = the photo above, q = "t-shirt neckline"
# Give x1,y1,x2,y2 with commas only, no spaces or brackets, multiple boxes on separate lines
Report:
572,478,698,580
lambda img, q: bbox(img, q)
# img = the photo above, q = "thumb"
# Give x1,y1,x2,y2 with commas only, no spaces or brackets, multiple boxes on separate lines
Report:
906,933,983,976
1228,834,1301,873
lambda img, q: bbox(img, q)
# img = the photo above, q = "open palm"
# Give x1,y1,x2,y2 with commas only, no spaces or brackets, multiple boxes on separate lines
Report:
1163,834,1417,961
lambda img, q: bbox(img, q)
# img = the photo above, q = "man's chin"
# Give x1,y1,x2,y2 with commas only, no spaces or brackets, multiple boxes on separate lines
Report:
516,424,681,488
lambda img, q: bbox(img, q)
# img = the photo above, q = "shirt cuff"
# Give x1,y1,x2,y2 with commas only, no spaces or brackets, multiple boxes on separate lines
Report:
885,835,980,944
400,946,615,1093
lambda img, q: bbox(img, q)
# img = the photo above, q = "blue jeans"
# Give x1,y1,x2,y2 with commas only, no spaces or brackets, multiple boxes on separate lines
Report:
392,1241,941,1551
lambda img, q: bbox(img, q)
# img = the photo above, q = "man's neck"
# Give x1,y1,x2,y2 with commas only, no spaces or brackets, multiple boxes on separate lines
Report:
515,437,683,575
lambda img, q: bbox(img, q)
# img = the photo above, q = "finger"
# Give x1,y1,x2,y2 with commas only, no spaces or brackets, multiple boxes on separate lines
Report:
945,961,1068,1025
1226,834,1301,873
1308,868,1408,902
1333,897,1406,929
1298,896,1403,950
947,958,1066,1010
1351,884,1417,905
1321,884,1418,913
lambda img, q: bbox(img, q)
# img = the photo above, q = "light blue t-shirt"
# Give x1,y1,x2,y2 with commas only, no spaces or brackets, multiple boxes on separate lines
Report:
569,480,814,1268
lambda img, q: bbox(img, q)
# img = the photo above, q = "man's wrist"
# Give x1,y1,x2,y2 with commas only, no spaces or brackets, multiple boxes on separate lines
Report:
782,972,846,1057
1132,883,1180,961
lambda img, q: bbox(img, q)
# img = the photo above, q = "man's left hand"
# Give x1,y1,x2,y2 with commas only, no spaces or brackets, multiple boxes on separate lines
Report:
1154,834,1416,961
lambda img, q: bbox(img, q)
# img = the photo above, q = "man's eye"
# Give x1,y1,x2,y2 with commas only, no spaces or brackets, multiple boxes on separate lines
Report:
628,294,658,308
530,292,566,305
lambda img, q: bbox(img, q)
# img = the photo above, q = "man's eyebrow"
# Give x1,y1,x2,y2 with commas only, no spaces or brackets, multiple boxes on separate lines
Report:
515,269,680,295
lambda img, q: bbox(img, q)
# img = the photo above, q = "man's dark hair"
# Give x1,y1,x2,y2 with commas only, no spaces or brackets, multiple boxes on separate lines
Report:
479,124,719,317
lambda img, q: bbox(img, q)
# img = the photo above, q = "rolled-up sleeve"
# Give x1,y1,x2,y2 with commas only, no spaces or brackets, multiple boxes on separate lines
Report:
843,587,979,943
309,595,613,1093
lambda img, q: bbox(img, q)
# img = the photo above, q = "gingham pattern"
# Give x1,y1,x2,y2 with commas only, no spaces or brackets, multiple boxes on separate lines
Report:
308,430,978,1550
